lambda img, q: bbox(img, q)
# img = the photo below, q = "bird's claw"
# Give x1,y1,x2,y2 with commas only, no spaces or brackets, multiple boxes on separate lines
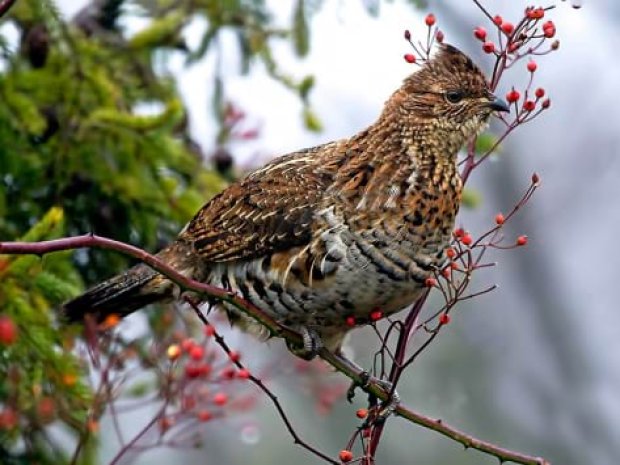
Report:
347,371,400,421
287,326,323,361
347,371,371,402
375,389,400,422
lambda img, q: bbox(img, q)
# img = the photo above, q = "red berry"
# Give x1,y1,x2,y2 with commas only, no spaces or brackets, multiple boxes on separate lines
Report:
450,262,459,271
493,15,503,26
424,277,437,288
213,392,228,406
99,313,120,330
369,309,383,321
441,267,451,279
482,41,495,54
542,21,556,38
439,313,451,325
180,338,195,352
237,368,251,379
197,410,212,422
0,408,18,429
446,247,456,259
404,53,416,64
185,363,202,379
229,350,241,362
527,7,545,20
535,87,545,99
541,98,551,109
495,213,505,225
461,234,473,246
404,29,411,41
356,408,368,419
523,100,536,112
0,316,18,345
454,227,465,238
532,173,540,184
189,345,205,361
435,30,444,43
506,89,520,103
199,363,212,377
339,450,354,463
159,417,174,431
516,235,528,246
203,324,216,337
473,27,487,41
425,13,436,27
345,316,356,327
501,22,514,35
221,367,236,379
527,60,537,72
37,397,56,422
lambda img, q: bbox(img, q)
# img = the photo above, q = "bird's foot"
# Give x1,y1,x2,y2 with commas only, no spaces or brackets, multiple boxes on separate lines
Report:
347,372,400,422
375,388,400,422
286,326,323,361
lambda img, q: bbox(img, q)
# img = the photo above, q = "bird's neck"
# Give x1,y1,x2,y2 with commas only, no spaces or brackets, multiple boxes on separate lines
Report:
328,113,463,211
402,121,462,188
367,109,463,186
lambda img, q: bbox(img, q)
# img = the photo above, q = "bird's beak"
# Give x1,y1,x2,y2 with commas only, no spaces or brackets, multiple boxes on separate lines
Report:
487,95,510,113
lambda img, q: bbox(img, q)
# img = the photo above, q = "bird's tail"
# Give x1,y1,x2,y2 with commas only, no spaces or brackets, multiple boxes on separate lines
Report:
63,241,199,323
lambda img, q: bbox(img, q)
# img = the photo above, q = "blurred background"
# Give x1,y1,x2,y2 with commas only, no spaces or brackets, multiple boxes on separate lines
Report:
2,0,618,464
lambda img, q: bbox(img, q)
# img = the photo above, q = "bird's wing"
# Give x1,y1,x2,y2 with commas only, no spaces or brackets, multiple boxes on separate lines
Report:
179,147,337,262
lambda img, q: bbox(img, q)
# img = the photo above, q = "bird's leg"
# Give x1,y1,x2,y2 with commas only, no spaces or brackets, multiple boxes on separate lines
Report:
286,326,323,361
375,388,401,422
340,357,400,421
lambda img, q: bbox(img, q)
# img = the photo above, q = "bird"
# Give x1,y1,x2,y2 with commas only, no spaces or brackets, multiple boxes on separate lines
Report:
63,44,509,358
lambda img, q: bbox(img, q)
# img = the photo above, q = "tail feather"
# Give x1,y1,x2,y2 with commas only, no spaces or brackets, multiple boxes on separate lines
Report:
62,241,200,323
63,264,165,322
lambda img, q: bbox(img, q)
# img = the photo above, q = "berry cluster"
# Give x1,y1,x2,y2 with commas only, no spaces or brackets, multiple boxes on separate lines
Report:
471,6,559,125
402,14,446,65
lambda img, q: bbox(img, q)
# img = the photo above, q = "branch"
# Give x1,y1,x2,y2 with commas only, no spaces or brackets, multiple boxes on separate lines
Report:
0,235,548,465
0,0,17,18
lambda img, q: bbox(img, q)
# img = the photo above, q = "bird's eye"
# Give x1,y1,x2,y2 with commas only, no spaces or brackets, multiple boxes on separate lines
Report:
445,90,465,104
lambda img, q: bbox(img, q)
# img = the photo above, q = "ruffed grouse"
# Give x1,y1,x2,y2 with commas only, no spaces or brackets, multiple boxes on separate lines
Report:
64,44,509,356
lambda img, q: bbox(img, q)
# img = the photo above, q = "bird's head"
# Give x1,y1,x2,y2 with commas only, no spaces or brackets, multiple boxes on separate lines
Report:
394,44,508,143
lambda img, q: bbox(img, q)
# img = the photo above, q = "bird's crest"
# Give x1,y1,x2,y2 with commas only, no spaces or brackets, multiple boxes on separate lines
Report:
403,43,489,96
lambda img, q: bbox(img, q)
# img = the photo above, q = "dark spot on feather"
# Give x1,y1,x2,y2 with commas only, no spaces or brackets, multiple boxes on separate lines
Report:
269,282,283,293
261,256,271,273
311,265,325,281
238,281,250,301
405,210,424,226
221,272,231,290
194,235,219,250
251,279,268,300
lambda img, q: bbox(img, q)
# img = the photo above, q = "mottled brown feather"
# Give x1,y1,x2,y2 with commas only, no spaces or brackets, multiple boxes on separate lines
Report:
64,44,507,355
179,147,339,262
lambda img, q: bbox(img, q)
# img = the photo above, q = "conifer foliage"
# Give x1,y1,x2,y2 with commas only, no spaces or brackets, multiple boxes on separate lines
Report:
0,1,321,462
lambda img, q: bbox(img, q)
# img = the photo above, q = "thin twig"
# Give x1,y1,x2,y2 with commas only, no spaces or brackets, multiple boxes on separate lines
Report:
183,297,339,465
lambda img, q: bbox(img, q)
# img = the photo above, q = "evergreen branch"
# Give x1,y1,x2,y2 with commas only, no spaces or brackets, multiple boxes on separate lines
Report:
1,234,550,465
